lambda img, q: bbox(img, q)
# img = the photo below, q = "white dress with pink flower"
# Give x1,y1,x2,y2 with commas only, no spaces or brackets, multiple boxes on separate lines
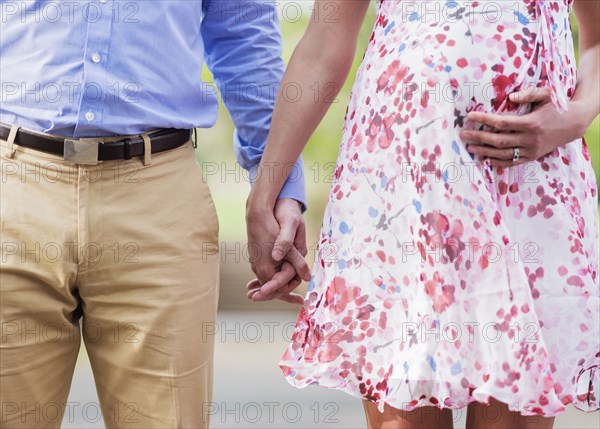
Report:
280,0,599,416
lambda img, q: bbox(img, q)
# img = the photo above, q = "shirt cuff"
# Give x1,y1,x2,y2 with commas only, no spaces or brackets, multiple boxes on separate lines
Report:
248,157,307,213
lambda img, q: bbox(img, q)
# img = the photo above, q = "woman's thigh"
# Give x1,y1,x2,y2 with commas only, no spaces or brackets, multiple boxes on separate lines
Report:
363,400,454,429
466,397,555,429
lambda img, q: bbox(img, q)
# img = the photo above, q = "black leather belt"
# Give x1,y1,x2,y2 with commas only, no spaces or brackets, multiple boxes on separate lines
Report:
0,124,192,164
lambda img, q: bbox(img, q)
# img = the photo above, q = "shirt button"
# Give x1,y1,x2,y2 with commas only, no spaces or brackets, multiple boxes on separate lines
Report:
92,52,101,63
99,0,107,3
85,111,95,122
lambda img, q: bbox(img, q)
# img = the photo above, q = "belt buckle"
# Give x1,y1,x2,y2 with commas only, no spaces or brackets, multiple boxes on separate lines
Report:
64,139,100,165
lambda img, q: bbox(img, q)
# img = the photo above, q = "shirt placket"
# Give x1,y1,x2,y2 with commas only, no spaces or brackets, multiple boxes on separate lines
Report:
74,0,114,137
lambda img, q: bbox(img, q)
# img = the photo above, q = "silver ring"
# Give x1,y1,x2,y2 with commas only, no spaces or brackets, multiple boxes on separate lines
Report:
512,147,520,162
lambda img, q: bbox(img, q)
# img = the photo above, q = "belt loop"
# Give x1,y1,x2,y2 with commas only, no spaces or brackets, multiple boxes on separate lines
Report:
141,133,152,166
4,124,20,159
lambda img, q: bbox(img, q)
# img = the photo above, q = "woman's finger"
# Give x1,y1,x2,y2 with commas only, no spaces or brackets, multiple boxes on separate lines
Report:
466,144,521,160
466,111,530,131
489,157,530,169
508,86,551,104
285,246,312,282
460,129,522,149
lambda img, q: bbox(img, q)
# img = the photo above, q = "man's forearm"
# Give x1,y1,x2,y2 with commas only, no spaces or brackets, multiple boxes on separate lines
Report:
202,0,288,186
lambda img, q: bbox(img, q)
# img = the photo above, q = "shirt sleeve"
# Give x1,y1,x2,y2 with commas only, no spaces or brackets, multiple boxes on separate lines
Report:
200,0,307,211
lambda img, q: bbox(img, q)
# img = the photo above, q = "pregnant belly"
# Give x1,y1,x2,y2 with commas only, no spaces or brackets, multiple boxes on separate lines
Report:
367,0,573,118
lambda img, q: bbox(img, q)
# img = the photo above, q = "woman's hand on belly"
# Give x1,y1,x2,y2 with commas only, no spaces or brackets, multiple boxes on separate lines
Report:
459,86,590,169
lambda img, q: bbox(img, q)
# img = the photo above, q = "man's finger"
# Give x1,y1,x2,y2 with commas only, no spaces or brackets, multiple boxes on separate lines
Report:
254,272,303,302
246,278,261,290
251,289,303,305
253,273,303,304
259,263,297,296
277,275,302,296
251,288,283,302
252,262,278,286
277,293,304,305
246,278,261,300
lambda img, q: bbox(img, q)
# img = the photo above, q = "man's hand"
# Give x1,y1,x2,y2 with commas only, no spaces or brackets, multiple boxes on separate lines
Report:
245,197,311,304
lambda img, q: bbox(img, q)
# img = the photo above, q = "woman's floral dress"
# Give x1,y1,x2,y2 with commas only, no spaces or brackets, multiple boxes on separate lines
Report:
280,0,599,416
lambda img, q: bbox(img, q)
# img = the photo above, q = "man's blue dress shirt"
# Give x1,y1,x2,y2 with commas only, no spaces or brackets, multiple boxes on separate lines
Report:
0,0,305,206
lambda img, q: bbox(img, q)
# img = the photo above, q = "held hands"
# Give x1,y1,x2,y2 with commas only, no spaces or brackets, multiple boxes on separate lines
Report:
245,197,311,305
460,87,589,168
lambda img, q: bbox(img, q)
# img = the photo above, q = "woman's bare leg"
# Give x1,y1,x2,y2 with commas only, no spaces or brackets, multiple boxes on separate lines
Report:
363,400,454,429
466,397,555,429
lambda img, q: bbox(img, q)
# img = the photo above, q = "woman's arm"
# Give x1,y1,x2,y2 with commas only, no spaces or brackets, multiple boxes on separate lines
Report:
247,0,370,209
245,0,370,302
571,0,600,128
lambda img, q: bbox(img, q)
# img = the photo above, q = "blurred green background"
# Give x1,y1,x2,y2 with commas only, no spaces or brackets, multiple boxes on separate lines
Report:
195,4,599,310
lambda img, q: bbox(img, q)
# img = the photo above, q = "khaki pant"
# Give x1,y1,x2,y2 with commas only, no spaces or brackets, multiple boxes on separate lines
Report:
0,128,220,428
